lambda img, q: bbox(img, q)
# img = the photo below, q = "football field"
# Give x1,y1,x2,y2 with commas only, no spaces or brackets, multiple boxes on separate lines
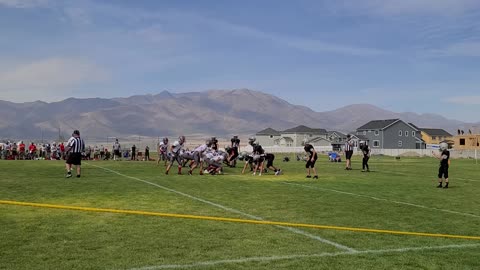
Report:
1,156,480,270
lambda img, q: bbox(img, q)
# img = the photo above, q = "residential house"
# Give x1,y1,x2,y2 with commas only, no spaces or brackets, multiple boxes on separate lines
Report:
418,128,454,146
454,133,480,150
356,119,424,149
255,128,281,147
327,131,347,151
281,125,328,147
255,125,329,147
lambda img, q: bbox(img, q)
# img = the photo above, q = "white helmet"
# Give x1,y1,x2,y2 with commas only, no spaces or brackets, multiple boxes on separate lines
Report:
439,142,448,151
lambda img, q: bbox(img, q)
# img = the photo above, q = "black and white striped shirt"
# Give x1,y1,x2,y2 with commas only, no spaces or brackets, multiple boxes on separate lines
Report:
67,136,85,153
344,139,353,151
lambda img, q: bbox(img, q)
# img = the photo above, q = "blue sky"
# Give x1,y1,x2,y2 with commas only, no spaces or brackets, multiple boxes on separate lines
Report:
1,0,480,122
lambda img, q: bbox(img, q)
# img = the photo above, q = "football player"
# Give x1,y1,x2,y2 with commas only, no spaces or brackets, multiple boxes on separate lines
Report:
188,139,212,175
157,137,169,166
432,142,450,188
304,143,318,179
165,136,185,175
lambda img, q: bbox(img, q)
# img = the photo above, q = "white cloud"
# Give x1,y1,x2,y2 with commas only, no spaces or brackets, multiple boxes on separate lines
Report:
136,24,183,44
195,14,386,56
330,0,480,16
429,41,480,57
0,0,50,8
0,58,110,102
445,96,480,105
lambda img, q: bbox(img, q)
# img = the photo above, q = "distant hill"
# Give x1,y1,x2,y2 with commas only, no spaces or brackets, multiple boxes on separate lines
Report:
0,89,473,140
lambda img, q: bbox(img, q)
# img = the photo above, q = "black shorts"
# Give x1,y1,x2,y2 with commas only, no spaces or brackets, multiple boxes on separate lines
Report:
266,153,275,168
230,147,239,158
345,150,353,160
66,153,82,166
438,165,449,179
114,150,120,156
306,154,317,168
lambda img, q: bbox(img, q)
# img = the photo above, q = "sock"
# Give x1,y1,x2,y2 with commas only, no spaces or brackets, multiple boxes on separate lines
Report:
445,182,449,187
437,182,442,187
178,167,182,174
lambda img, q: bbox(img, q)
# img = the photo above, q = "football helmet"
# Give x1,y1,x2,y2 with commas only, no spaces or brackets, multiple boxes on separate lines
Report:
439,142,448,151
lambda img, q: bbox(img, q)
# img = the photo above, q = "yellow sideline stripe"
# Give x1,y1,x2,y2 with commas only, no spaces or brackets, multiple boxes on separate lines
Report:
1,199,480,241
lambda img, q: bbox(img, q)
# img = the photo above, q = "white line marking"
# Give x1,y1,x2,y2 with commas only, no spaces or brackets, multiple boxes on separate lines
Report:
88,163,355,252
128,243,480,270
379,170,480,183
455,177,480,183
282,182,480,219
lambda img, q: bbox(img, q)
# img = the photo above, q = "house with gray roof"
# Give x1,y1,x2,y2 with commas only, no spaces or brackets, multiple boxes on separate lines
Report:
356,119,425,149
255,125,330,147
255,128,281,147
327,131,348,151
417,128,453,147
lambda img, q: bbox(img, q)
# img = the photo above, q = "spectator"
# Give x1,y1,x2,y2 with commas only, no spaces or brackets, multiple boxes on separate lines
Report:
131,144,136,160
11,143,18,160
28,142,37,160
144,145,150,161
100,145,105,160
19,141,26,160
59,143,65,160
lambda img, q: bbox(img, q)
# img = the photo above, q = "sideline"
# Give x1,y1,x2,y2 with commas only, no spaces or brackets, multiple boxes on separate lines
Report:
1,200,480,241
127,243,480,270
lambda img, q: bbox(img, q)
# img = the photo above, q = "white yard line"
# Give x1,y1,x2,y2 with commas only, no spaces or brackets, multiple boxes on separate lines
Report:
379,169,480,183
127,243,480,270
282,182,480,219
88,163,355,252
455,177,480,183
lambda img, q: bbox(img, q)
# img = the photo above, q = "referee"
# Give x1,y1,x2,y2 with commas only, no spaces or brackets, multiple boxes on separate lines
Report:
344,134,354,170
65,130,85,178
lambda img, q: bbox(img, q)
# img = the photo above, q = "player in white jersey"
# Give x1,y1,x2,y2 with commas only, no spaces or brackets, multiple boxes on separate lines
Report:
157,137,169,166
165,136,185,175
185,139,210,175
113,139,121,161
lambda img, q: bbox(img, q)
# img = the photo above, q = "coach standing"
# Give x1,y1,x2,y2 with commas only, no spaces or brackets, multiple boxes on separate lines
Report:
65,130,85,178
344,134,354,170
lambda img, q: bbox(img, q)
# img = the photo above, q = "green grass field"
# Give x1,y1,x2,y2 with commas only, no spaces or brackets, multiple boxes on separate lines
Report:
1,155,480,270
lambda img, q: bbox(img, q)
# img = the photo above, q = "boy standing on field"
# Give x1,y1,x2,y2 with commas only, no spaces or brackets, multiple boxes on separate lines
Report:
433,142,450,188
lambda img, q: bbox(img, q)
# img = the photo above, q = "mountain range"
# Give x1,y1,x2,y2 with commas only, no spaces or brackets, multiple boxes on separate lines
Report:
0,89,474,141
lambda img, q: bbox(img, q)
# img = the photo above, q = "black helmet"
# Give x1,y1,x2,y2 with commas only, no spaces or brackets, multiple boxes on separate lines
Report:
73,130,80,136
205,139,212,146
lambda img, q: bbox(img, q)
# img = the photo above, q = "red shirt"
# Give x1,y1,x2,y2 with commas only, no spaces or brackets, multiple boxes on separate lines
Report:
60,143,65,152
29,144,36,152
19,143,25,152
